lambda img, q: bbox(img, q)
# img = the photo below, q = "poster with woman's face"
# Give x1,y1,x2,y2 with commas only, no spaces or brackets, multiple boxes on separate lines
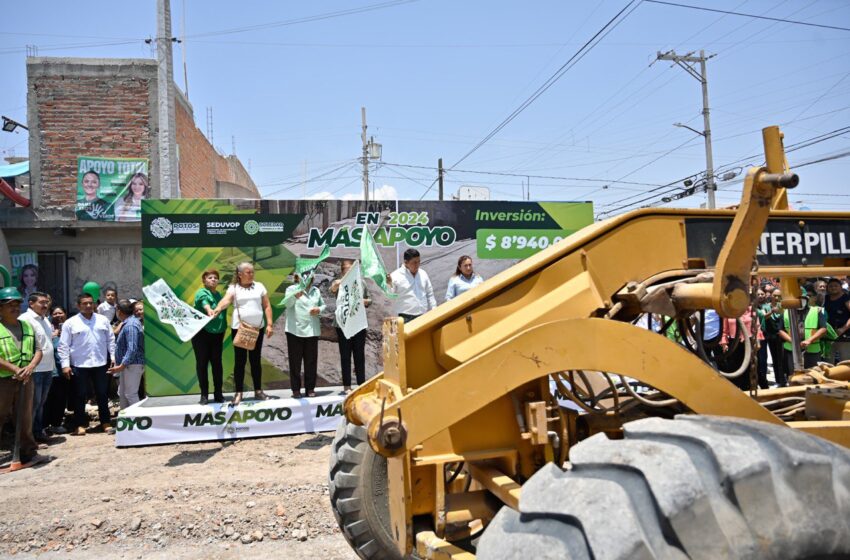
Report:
10,251,38,313
76,156,150,222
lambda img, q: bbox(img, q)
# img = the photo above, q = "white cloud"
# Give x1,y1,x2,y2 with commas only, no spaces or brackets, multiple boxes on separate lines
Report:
305,191,336,200
339,184,399,201
307,184,399,201
373,184,398,200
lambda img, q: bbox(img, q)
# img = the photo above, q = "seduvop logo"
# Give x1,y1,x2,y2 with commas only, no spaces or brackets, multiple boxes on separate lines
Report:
150,217,173,239
244,220,260,235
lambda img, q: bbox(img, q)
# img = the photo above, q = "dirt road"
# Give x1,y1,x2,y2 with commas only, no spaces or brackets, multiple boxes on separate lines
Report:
0,428,358,559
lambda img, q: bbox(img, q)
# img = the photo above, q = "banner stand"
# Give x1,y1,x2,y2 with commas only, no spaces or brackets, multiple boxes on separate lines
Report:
115,388,345,447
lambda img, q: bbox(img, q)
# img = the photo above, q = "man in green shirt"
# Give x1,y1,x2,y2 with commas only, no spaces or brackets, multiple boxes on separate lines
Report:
0,287,46,466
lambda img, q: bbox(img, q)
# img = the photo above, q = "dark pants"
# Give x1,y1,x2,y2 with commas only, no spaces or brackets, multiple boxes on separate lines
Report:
337,328,366,386
0,376,37,459
766,337,787,387
723,342,752,391
44,374,71,428
232,328,264,393
192,329,225,399
755,344,769,389
71,365,110,427
287,333,318,395
785,349,820,378
399,313,420,324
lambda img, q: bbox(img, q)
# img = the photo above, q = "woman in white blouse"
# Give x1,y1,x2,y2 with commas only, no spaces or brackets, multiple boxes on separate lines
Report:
445,255,484,301
213,262,274,406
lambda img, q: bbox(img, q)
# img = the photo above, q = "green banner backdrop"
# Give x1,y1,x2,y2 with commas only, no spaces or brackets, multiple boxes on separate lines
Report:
141,199,593,396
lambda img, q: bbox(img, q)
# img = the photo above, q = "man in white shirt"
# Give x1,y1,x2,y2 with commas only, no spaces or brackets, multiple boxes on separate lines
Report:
388,248,437,323
58,293,116,435
19,292,56,442
96,287,117,324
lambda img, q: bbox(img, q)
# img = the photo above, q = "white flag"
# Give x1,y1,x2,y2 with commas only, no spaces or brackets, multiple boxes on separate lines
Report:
335,261,368,339
142,278,212,342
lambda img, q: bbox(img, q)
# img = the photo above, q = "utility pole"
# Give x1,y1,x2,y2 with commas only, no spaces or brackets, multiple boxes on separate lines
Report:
438,158,444,201
657,49,715,209
157,0,180,198
181,0,188,98
361,107,369,203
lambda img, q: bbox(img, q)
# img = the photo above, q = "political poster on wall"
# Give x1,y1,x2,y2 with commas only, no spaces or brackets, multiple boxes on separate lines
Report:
141,199,593,397
10,250,39,313
77,156,150,222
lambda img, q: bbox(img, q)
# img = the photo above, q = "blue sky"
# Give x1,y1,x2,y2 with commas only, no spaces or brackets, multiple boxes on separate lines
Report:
2,0,849,214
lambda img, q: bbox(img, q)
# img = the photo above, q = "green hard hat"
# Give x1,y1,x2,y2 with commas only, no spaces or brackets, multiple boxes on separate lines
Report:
0,286,23,302
82,281,101,300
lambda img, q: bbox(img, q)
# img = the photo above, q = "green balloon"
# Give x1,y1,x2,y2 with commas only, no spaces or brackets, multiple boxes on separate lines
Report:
83,281,101,301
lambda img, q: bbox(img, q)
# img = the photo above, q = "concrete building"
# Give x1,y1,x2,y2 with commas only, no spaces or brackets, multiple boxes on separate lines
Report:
0,56,259,308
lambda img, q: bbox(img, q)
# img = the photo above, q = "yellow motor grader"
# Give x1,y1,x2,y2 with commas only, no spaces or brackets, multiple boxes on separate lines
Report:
329,126,850,560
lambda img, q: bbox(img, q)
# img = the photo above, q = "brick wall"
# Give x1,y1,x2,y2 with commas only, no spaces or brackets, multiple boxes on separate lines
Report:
26,57,258,215
27,58,158,213
175,89,259,198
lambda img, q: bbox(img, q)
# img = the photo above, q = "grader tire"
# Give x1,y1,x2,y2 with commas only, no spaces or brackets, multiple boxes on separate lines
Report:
329,419,403,560
478,415,850,560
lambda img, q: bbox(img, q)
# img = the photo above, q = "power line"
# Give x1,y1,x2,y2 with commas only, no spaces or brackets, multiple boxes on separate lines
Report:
261,161,358,197
382,161,666,186
795,149,850,168
442,0,641,173
184,0,417,39
597,126,850,216
644,0,850,32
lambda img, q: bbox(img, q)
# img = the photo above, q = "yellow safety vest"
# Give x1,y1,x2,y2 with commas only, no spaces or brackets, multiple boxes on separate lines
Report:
0,320,35,378
782,307,824,354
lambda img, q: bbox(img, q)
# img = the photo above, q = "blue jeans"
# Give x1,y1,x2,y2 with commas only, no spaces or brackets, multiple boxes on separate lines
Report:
32,370,54,435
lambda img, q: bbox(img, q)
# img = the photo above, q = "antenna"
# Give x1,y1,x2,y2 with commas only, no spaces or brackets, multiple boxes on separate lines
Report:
205,107,213,144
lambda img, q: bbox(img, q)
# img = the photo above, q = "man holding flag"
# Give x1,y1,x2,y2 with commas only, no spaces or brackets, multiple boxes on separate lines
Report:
388,248,437,323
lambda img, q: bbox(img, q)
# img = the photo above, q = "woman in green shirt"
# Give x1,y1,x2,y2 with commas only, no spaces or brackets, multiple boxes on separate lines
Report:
192,269,227,404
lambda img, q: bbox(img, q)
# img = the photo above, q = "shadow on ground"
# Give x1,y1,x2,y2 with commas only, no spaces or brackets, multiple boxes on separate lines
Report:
296,434,333,450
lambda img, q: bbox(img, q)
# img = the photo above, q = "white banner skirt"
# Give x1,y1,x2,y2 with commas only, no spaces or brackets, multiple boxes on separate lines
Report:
115,392,346,447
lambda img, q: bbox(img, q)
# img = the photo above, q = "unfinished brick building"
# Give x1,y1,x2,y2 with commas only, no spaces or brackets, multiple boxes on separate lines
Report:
0,57,258,306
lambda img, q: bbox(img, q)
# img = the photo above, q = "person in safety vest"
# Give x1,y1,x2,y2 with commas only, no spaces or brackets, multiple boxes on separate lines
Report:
779,289,828,374
0,287,47,466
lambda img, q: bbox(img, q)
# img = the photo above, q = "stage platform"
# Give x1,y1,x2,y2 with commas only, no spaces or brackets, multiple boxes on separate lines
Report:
115,388,346,447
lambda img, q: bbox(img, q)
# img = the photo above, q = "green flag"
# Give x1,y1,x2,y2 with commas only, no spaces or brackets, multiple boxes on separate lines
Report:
295,244,331,290
359,226,396,298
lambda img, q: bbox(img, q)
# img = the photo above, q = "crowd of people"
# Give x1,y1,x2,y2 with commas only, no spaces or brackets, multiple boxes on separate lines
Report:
10,256,844,466
0,249,488,462
0,282,145,465
656,276,850,390
190,250,485,404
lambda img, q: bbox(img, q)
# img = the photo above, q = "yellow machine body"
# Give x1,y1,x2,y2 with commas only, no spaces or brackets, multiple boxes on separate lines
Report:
343,126,850,558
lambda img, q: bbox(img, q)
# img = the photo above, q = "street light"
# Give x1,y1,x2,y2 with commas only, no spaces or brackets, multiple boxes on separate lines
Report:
2,116,28,133
673,122,705,137
673,122,715,209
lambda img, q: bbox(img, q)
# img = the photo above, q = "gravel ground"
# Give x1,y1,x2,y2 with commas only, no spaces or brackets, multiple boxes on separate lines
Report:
0,426,358,559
